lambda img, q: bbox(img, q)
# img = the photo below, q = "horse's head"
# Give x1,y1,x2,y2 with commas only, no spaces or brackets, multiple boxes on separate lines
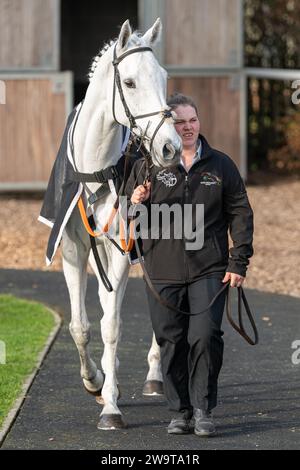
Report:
111,19,182,167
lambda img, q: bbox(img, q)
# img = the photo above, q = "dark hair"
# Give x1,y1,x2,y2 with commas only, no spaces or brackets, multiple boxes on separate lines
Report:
167,92,199,116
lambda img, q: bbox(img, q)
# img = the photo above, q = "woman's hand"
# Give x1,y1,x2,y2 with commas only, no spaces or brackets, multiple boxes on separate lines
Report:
130,182,151,204
222,272,245,288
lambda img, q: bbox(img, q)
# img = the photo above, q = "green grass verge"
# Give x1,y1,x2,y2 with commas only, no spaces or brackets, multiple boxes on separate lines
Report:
0,295,56,428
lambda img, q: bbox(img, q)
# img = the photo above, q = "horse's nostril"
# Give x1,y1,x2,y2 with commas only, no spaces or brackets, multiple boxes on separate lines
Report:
163,143,176,160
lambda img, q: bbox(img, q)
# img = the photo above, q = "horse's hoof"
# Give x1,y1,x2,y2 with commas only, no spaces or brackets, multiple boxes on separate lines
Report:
83,383,102,397
97,414,127,430
143,380,164,396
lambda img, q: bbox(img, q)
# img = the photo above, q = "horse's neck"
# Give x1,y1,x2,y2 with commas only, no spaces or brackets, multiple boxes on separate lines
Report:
73,80,123,175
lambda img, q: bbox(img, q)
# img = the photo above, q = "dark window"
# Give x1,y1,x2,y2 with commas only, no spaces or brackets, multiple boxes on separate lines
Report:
61,0,138,103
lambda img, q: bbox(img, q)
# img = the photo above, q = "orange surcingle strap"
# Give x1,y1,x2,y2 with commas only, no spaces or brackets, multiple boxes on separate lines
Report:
77,196,134,252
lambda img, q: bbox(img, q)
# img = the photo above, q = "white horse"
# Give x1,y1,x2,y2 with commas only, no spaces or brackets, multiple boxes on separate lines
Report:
62,19,182,430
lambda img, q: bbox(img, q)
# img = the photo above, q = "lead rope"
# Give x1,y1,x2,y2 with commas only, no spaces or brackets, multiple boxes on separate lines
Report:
131,205,258,346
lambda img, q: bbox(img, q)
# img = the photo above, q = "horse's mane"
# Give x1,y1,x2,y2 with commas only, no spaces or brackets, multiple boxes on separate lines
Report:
88,31,143,82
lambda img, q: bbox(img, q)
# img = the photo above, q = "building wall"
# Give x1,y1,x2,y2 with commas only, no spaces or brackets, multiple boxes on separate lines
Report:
0,0,69,189
0,0,245,188
0,73,72,189
139,0,245,175
0,0,60,71
164,0,241,68
168,75,242,166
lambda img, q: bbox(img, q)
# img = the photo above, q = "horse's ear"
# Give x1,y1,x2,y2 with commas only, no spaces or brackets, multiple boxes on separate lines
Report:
117,19,132,51
143,18,162,46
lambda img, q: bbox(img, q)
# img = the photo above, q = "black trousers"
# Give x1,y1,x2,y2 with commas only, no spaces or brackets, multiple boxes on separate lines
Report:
146,276,226,417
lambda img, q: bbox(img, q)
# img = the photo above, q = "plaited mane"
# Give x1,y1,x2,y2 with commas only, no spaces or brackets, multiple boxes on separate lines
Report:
88,32,143,81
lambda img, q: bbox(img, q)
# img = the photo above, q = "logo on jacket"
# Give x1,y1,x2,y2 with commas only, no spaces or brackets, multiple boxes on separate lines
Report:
200,172,221,186
156,170,177,187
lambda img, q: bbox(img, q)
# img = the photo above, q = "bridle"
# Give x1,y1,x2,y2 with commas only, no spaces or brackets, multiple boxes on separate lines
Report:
112,44,173,154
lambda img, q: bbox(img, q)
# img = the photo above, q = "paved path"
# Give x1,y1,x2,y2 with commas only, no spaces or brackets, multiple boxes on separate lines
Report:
0,268,299,450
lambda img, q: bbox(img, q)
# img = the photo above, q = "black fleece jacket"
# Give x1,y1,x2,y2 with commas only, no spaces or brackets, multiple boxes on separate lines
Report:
125,135,254,283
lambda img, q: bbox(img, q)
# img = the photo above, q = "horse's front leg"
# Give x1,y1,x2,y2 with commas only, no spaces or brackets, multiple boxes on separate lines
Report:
98,293,124,429
62,219,104,396
89,243,129,430
143,332,164,396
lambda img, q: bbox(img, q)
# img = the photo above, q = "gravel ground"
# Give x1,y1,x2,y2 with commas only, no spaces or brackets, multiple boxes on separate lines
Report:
0,175,299,298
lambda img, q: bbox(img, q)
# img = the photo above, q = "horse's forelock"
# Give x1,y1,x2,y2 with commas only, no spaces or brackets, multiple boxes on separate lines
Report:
128,32,143,47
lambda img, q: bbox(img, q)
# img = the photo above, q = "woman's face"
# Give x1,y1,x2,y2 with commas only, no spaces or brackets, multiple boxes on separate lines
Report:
174,105,200,148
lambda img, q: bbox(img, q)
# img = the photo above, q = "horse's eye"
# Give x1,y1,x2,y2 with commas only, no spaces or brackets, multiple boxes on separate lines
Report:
124,79,136,89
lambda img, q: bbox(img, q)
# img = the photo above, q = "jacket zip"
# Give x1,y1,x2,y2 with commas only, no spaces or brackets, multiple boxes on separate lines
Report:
183,174,190,282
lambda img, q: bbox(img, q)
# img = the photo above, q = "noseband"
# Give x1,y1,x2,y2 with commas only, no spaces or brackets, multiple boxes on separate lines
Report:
112,44,173,153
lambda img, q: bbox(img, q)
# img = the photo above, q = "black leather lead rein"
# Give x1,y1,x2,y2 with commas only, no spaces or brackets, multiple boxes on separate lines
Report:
133,235,259,346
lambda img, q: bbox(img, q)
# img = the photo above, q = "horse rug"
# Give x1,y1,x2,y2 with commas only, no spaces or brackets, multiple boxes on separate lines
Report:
38,102,130,265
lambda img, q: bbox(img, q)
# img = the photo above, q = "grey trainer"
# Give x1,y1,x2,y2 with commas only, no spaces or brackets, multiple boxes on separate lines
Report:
193,409,216,437
167,417,191,435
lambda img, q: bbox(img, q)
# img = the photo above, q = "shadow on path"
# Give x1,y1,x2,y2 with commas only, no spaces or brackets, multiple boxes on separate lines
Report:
0,269,299,450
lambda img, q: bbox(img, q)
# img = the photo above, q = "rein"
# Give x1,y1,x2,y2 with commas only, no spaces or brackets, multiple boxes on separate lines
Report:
133,231,258,346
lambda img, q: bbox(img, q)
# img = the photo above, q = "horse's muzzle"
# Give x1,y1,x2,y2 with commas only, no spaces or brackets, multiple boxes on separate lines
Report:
162,143,181,163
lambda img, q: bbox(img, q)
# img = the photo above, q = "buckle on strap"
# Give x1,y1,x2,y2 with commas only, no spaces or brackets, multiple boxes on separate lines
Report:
110,166,119,178
93,166,119,183
93,170,105,183
88,183,110,205
88,193,99,205
163,109,173,119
